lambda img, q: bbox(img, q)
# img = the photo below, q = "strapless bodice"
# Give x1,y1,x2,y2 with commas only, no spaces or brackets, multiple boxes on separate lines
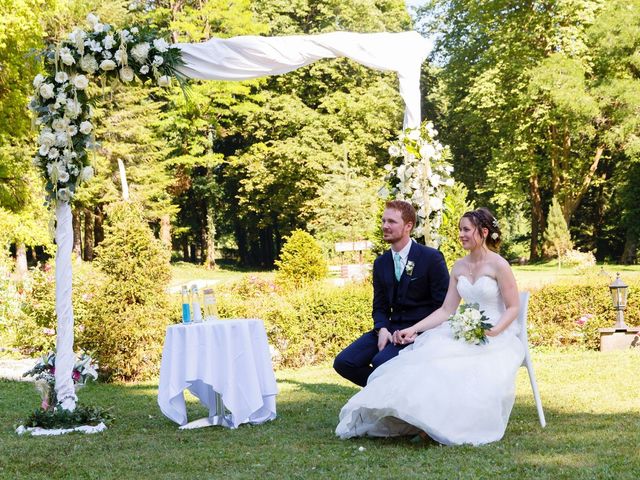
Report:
456,275,505,327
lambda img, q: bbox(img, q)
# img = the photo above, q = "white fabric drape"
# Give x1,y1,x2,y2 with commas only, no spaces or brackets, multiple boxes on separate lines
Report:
54,202,77,411
176,31,432,128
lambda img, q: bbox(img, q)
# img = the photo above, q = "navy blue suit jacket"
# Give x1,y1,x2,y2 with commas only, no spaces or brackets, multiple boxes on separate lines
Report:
372,241,450,331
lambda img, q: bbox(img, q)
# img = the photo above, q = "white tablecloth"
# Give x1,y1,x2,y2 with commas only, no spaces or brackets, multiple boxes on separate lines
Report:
158,319,278,428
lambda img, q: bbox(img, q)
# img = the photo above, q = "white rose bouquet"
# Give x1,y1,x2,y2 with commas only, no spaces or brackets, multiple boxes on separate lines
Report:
448,303,493,345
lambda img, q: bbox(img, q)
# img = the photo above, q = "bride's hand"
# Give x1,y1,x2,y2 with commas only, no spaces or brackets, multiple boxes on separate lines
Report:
485,328,499,337
393,327,417,345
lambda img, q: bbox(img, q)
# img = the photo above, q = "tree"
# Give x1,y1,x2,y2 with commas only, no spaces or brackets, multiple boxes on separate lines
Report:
417,0,640,261
544,197,572,268
275,230,327,288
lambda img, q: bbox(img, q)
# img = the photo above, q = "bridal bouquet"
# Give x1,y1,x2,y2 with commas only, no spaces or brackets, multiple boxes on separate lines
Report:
448,303,493,345
23,352,98,411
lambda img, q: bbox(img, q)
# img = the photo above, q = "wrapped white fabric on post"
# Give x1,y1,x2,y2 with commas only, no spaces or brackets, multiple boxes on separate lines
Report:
176,31,432,129
54,202,77,411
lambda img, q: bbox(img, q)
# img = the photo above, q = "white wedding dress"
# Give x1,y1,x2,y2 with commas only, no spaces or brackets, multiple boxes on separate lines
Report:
335,275,525,446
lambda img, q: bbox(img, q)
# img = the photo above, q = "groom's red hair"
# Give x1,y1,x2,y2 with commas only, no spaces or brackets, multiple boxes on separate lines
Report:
385,200,416,229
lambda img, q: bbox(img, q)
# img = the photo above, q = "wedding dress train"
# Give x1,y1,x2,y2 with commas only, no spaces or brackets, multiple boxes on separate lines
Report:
335,276,525,446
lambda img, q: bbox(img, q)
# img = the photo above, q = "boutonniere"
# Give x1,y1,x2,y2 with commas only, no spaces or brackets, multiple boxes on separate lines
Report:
405,261,415,276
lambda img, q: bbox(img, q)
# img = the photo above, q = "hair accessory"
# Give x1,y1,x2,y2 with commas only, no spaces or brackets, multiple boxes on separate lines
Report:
491,232,499,240
492,219,499,229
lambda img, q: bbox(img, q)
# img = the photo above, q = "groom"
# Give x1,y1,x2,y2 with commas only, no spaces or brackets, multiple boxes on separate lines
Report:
333,200,450,386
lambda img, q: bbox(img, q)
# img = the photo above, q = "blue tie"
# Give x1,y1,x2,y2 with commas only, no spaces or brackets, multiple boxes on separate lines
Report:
394,252,403,281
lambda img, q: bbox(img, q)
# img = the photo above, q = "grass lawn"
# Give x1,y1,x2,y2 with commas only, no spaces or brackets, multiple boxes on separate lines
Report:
168,262,274,291
1,350,639,479
512,263,640,290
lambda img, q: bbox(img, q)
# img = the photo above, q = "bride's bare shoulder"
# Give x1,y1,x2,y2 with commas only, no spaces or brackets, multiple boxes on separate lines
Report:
451,257,470,277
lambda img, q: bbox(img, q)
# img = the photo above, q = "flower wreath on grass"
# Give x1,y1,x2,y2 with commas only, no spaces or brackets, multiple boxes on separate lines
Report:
29,13,186,204
382,121,454,246
18,352,112,434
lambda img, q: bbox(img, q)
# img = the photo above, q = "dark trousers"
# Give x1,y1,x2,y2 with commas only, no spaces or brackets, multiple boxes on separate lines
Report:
333,330,408,387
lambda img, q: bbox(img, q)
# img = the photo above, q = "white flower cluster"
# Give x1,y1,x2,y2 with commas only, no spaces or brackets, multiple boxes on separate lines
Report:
448,303,492,345
383,121,454,246
29,13,183,202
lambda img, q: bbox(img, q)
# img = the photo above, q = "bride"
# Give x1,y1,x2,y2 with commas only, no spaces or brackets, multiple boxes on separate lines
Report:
335,208,525,446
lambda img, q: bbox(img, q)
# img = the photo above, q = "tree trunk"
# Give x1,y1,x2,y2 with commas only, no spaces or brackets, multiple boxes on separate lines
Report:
83,208,94,261
94,205,104,247
160,214,172,249
15,242,28,281
182,239,189,262
529,173,544,261
620,232,638,265
204,206,217,269
72,209,82,261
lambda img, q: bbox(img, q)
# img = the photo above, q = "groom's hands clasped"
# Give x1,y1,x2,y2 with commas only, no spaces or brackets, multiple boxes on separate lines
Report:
393,326,418,345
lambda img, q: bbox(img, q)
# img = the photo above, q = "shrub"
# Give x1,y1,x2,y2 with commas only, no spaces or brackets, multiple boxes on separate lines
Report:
217,278,372,367
527,276,640,350
0,262,26,353
275,230,328,288
80,202,174,381
438,183,473,268
8,262,99,357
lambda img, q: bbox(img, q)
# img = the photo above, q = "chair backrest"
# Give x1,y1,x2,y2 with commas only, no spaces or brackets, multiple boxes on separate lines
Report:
516,291,530,345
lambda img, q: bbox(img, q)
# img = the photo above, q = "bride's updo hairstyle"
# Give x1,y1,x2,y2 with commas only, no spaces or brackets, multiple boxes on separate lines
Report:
461,208,501,252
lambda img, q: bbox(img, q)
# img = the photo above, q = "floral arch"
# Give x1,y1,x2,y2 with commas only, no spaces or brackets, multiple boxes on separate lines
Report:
31,14,449,411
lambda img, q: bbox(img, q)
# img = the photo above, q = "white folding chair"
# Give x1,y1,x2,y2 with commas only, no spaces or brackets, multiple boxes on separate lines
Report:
517,291,546,427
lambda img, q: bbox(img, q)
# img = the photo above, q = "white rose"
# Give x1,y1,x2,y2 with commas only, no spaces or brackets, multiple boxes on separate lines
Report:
102,49,112,60
119,67,135,82
55,72,68,84
86,13,100,27
119,29,132,43
72,74,89,90
153,38,170,53
130,42,150,63
39,130,56,147
33,74,45,88
103,35,115,50
444,177,455,187
51,118,66,132
57,188,72,202
79,166,94,182
39,83,55,99
39,144,50,156
419,144,436,160
60,47,76,66
388,145,401,157
93,23,105,34
86,39,103,53
79,121,93,134
100,59,116,71
152,55,164,67
67,125,78,137
139,65,149,74
79,55,98,74
158,75,171,87
65,99,82,119
58,170,70,183
408,129,421,141
48,147,60,160
68,28,87,53
429,174,441,187
428,196,443,211
114,49,123,64
55,132,69,147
